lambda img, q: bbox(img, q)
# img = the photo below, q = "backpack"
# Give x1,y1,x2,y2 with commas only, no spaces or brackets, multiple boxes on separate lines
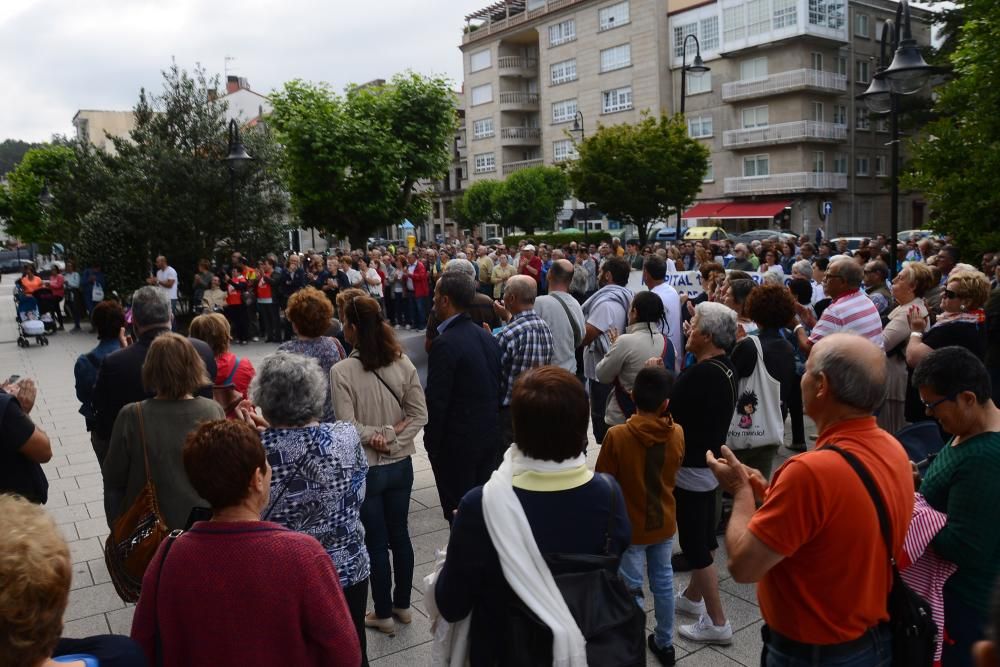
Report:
827,445,937,667
502,474,646,666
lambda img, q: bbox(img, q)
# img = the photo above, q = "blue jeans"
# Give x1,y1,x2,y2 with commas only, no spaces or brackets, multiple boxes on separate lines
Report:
764,624,891,667
360,457,414,618
619,538,674,649
409,296,427,330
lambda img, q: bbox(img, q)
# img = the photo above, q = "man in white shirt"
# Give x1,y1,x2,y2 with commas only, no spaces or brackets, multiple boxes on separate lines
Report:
791,259,825,306
148,255,178,330
642,255,682,373
534,259,586,374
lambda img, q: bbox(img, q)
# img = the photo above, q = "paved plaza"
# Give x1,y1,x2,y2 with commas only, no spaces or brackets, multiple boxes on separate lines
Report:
0,281,818,666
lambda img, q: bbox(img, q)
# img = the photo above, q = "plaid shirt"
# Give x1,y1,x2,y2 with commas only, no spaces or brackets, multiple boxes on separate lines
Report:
496,309,554,407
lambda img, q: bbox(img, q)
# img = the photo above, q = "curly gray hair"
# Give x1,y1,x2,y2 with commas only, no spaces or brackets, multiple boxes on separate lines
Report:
694,301,738,352
250,352,328,427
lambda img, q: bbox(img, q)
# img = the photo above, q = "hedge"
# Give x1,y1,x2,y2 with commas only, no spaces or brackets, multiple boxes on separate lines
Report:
502,231,613,248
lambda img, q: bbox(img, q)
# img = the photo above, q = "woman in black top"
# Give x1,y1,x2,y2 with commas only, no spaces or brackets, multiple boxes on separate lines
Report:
905,269,991,423
670,302,738,645
730,284,801,467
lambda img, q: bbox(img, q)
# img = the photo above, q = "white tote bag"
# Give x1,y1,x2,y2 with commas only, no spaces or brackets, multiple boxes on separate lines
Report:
727,336,783,449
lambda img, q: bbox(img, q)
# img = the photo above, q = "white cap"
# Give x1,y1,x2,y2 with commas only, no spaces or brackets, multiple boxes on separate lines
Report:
523,244,536,252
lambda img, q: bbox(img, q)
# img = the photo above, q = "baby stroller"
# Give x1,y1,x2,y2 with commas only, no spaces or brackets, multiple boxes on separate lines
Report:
14,286,50,348
34,286,63,332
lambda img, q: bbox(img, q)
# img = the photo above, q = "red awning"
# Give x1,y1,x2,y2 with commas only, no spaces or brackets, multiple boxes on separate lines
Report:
714,201,793,220
681,202,729,219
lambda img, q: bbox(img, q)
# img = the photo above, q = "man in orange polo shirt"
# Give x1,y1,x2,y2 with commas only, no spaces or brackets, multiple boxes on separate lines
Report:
707,333,914,665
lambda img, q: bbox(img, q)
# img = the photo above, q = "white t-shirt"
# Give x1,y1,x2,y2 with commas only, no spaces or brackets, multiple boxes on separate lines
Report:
346,268,363,288
583,299,628,380
651,282,682,373
363,267,384,298
535,292,586,373
811,280,826,305
156,266,178,300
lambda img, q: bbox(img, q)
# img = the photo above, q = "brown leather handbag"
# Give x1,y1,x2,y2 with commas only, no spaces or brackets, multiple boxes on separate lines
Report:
104,402,170,602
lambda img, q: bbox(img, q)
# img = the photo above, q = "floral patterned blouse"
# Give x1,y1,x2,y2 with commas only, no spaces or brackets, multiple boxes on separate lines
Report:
260,422,369,589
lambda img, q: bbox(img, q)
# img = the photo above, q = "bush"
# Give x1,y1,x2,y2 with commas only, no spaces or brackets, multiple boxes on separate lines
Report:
502,231,613,248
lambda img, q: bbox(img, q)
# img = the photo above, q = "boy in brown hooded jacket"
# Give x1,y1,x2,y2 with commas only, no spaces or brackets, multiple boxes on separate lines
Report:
596,366,685,665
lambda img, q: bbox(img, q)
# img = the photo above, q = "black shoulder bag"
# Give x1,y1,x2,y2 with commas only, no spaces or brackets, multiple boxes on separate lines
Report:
826,445,936,667
503,473,647,666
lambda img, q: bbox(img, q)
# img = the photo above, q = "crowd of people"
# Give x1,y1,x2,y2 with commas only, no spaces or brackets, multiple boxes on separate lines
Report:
1,228,1000,667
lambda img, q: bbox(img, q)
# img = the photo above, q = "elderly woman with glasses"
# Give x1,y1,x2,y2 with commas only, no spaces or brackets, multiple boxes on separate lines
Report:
249,352,370,665
905,269,991,424
912,346,1000,667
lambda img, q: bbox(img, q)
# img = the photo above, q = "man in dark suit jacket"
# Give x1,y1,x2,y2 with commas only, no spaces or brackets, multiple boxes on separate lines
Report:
425,271,502,523
92,286,216,444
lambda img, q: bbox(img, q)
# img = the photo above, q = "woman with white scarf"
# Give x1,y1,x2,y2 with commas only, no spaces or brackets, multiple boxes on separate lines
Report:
431,366,631,665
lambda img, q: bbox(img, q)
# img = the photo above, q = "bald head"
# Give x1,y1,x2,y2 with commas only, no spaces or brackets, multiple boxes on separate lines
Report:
808,333,887,413
546,259,575,291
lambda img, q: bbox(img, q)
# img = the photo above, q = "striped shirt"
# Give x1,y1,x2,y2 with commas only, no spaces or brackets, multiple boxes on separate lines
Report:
809,289,884,349
496,309,554,407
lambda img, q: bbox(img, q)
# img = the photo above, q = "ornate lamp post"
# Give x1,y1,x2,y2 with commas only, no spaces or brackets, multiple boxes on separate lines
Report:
223,119,253,251
679,34,710,115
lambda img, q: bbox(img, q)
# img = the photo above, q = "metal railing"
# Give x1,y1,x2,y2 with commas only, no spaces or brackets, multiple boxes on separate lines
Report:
502,158,544,175
463,0,586,43
497,56,538,71
724,172,848,194
501,127,542,140
723,121,848,147
498,91,540,107
722,68,847,101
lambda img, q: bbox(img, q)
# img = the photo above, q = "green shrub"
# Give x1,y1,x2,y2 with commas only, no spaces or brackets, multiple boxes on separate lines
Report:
502,231,612,248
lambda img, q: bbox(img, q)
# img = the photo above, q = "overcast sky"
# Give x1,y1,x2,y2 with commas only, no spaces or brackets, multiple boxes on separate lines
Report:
0,0,490,142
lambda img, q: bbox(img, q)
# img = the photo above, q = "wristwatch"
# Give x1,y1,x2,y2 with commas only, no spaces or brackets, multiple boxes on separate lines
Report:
910,331,924,339
794,324,805,334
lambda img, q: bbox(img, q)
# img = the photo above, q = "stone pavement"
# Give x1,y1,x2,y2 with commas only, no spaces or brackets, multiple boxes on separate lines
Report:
0,282,817,666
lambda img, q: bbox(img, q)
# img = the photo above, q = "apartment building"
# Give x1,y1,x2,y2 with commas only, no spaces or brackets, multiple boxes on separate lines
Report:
422,91,470,241
459,0,934,237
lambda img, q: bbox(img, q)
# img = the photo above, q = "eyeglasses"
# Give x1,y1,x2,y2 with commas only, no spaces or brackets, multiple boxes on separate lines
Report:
922,393,958,413
823,273,842,283
942,289,958,300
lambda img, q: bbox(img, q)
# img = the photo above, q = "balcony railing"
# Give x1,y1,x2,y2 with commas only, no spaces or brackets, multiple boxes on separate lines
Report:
463,0,587,44
497,56,538,74
723,121,847,148
498,91,540,109
502,158,544,175
724,172,847,195
721,69,847,102
500,127,542,145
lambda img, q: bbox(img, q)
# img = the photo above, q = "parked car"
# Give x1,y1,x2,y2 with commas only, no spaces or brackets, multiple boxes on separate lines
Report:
0,258,34,274
730,230,799,245
684,226,729,242
485,237,504,247
653,227,687,243
831,236,867,252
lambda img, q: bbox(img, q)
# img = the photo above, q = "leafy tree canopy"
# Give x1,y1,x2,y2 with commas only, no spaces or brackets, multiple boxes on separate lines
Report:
496,166,568,235
903,0,1000,258
0,139,42,177
270,73,456,247
566,113,708,245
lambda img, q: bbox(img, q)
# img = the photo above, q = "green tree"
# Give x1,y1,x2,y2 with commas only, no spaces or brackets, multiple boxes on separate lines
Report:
902,0,1000,257
455,179,505,231
566,113,709,246
270,73,456,247
0,139,41,177
496,165,568,235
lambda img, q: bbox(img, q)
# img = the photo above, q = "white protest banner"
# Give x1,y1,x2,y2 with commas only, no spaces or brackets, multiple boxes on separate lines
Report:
630,269,792,297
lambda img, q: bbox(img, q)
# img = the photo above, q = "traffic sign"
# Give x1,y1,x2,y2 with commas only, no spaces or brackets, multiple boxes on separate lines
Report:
823,201,833,216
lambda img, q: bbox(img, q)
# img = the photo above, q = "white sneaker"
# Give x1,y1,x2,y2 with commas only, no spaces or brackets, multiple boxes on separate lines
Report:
404,324,411,330
674,592,707,618
678,615,733,645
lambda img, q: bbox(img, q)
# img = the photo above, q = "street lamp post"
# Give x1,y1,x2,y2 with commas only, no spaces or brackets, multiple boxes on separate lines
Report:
570,111,587,244
679,33,710,116
223,119,253,253
857,0,933,278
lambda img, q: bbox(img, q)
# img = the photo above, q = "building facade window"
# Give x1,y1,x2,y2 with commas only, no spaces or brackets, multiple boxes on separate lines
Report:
811,52,823,71
875,154,887,176
856,107,871,130
553,139,578,162
747,0,770,36
474,152,496,173
837,55,848,77
741,105,769,128
875,18,886,40
724,5,746,42
812,151,825,172
744,154,770,177
470,49,492,72
703,159,715,182
549,19,576,46
471,83,493,106
602,86,633,113
599,1,630,31
856,60,870,84
550,58,578,85
741,56,768,80
600,44,632,72
551,98,578,124
812,101,824,122
673,22,697,58
809,0,845,29
855,13,869,37
688,115,713,138
856,155,870,176
833,152,848,174
472,117,495,139
875,117,889,132
686,72,712,95
701,16,720,50
773,0,798,29
833,104,847,125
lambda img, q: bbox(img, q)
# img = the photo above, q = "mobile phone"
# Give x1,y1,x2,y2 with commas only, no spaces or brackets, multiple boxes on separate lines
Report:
5,375,20,385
